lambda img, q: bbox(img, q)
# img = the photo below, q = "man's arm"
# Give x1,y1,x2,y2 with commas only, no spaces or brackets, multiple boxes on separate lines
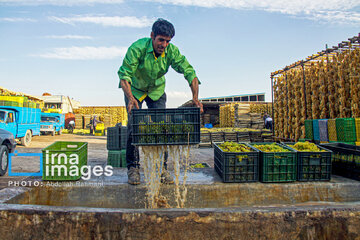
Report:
190,77,203,113
118,43,142,114
121,79,139,114
170,45,203,113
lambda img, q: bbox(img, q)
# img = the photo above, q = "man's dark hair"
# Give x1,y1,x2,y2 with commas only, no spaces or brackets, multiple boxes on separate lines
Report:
152,18,175,38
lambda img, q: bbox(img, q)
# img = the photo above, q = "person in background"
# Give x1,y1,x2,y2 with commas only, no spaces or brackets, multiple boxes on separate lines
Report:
91,115,100,135
68,120,75,133
263,112,268,128
265,115,273,131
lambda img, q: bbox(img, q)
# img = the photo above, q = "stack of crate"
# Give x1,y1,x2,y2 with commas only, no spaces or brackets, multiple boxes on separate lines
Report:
75,114,84,129
0,96,40,108
107,125,127,168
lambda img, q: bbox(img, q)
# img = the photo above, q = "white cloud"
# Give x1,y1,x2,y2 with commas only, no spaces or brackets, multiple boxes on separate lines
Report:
303,10,360,25
45,35,93,40
49,15,154,27
33,46,127,60
146,0,359,14
166,91,191,99
0,0,124,6
0,17,36,22
145,0,360,25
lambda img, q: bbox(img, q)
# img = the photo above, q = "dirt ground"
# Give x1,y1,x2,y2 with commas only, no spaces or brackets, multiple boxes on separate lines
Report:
10,133,214,173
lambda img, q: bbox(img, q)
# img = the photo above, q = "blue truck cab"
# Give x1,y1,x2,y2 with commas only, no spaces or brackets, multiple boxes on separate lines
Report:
40,112,65,136
0,106,41,147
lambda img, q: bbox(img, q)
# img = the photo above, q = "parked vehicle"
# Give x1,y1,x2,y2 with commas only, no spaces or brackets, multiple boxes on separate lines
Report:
40,112,65,136
0,106,41,147
0,129,17,176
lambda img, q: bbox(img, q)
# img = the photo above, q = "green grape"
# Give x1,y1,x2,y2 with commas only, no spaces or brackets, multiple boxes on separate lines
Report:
253,143,290,152
218,142,252,152
290,141,325,152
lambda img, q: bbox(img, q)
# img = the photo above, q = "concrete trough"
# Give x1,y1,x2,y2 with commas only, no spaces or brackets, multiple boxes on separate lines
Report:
0,169,359,239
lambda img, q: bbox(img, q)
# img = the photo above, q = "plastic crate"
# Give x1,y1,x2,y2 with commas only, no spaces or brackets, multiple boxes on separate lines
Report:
131,107,200,145
0,96,25,105
107,150,126,168
318,119,329,142
284,142,332,181
305,120,313,140
94,130,104,136
355,118,360,142
313,119,320,141
214,142,259,183
42,141,88,181
320,143,360,181
328,119,337,142
250,142,297,183
107,126,127,150
336,118,356,142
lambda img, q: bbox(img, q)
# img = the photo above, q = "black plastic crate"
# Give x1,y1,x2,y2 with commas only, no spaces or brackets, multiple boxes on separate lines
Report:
131,107,200,145
320,143,360,181
284,142,332,181
250,142,297,183
214,142,259,183
107,126,127,150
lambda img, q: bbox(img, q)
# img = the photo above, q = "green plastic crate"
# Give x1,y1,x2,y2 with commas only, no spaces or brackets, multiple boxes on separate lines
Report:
305,120,313,140
42,141,88,181
107,150,126,168
336,118,356,142
284,142,332,181
250,142,297,183
214,142,259,183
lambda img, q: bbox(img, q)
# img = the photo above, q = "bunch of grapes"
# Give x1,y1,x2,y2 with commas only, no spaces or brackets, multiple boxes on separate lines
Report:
218,142,252,152
252,143,290,152
290,141,325,152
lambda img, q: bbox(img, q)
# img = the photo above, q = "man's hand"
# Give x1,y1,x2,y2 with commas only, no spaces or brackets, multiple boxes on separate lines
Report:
120,79,139,114
127,97,139,114
190,77,203,113
193,98,203,113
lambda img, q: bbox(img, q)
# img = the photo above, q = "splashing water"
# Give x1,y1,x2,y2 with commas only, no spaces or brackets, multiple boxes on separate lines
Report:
139,145,193,209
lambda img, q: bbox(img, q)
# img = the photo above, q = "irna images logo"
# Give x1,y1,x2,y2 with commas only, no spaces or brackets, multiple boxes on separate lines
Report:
9,150,113,180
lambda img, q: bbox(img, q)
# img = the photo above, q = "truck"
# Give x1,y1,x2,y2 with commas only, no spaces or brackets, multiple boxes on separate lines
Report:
0,129,17,176
0,106,41,147
40,112,65,136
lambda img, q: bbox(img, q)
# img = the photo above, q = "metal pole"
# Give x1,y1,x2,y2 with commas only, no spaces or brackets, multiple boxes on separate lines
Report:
301,61,307,120
285,69,289,139
271,75,275,136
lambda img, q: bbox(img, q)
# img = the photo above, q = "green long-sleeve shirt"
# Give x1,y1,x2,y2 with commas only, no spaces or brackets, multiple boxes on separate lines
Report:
118,37,199,102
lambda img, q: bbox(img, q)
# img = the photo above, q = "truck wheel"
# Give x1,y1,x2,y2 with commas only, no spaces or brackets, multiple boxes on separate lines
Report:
0,146,9,176
21,130,32,147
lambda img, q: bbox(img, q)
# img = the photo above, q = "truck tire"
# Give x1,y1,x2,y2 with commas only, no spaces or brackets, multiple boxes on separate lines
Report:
21,130,32,147
0,146,9,176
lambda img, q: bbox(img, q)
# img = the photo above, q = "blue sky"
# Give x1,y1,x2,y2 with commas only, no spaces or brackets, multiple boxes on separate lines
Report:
1,0,360,107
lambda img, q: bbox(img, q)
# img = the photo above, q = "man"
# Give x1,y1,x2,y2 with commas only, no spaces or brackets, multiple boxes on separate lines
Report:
265,115,273,131
68,120,75,133
118,18,203,185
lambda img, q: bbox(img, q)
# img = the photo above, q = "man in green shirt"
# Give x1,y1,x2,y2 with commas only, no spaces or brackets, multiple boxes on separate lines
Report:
118,18,203,185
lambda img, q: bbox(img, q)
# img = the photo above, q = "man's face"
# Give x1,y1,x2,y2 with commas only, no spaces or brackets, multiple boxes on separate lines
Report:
151,32,172,55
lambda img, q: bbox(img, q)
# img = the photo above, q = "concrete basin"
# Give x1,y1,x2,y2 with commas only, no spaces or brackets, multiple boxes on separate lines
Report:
0,169,359,239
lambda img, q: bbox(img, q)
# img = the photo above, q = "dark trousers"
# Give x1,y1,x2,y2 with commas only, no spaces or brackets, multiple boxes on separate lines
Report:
265,121,273,131
125,93,168,169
